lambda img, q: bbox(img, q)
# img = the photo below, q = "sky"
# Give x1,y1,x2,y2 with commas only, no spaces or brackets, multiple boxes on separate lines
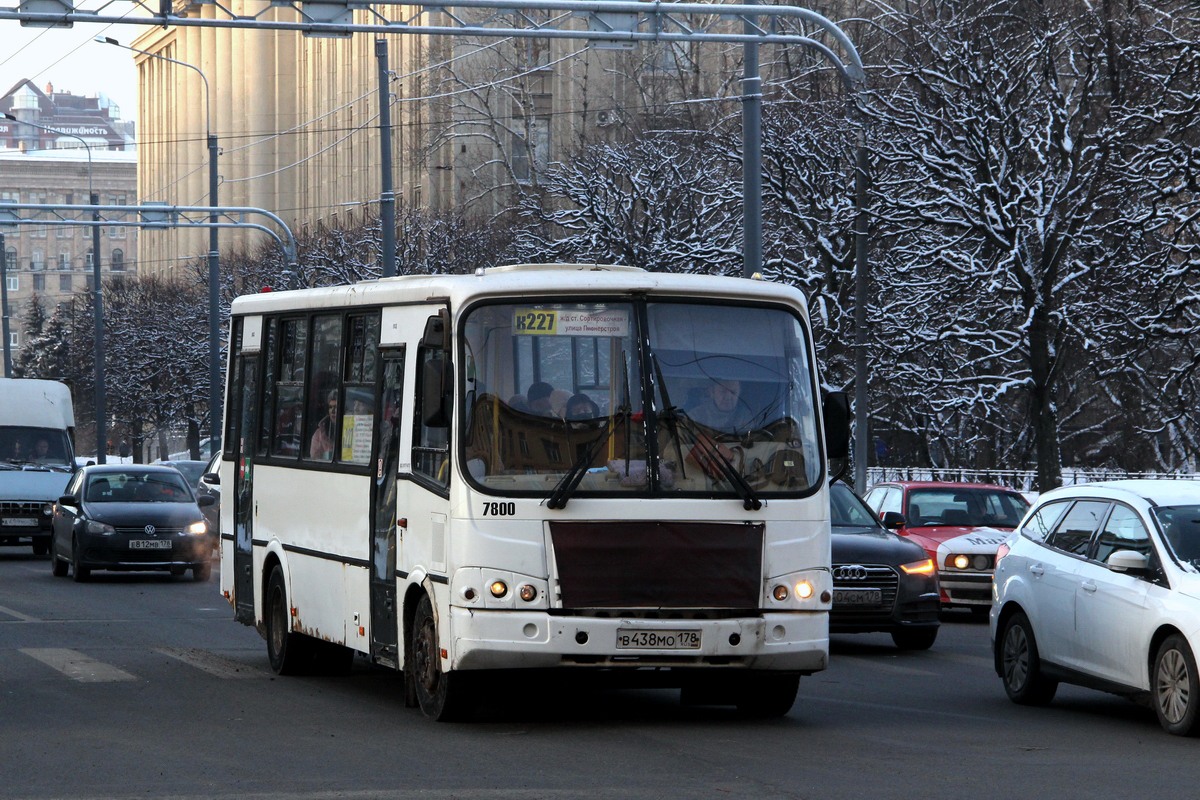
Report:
1,15,140,126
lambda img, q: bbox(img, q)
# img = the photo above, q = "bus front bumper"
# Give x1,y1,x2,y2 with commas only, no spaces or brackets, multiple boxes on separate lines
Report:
448,607,828,673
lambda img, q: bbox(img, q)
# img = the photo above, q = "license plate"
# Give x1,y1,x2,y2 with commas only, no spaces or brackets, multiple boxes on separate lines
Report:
129,540,172,550
1,518,38,527
833,588,883,606
615,629,701,650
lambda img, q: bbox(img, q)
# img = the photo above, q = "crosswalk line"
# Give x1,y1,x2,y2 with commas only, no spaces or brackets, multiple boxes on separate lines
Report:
20,648,138,682
157,647,268,679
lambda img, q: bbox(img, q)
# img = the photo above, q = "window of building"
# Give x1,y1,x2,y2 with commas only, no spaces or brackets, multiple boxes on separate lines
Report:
512,117,550,183
58,253,71,270
4,247,15,271
5,273,16,292
31,249,44,270
86,249,94,269
8,331,16,348
111,249,124,271
0,192,17,237
108,195,127,238
33,274,44,292
59,273,71,292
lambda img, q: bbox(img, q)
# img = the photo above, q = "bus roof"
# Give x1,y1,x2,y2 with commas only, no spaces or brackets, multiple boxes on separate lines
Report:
230,264,809,317
0,378,75,429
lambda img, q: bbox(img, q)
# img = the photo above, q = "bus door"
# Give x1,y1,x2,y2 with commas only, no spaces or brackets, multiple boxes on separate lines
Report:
369,349,405,665
233,353,259,625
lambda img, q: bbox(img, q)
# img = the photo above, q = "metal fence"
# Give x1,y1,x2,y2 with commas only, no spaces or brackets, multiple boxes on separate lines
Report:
865,467,1200,493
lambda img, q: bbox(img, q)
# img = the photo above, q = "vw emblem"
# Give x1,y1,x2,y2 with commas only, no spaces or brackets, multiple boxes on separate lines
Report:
834,565,869,581
144,524,156,535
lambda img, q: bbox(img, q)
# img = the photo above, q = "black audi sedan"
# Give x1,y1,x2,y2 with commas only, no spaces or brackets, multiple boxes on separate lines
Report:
830,480,941,650
50,464,216,582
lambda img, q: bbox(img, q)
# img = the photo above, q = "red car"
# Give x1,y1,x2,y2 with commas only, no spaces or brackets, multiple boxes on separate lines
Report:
862,481,1030,613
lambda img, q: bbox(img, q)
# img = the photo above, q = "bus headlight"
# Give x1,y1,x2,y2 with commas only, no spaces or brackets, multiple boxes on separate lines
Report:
794,580,814,600
489,580,508,598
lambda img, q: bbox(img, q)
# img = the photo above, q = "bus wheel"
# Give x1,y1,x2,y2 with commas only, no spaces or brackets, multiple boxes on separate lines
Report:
265,565,311,675
734,672,800,718
411,594,473,721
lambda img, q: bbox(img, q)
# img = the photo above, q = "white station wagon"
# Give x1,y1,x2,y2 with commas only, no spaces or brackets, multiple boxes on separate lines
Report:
991,480,1200,735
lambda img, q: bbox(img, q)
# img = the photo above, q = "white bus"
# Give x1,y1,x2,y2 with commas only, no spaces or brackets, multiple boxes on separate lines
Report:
219,264,848,719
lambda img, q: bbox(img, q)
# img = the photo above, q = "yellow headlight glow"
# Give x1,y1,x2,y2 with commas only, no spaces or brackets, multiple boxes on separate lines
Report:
953,554,970,570
900,558,936,575
185,521,207,535
489,580,509,598
794,580,814,600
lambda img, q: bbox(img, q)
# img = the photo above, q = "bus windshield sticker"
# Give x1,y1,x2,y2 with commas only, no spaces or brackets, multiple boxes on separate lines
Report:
513,308,631,337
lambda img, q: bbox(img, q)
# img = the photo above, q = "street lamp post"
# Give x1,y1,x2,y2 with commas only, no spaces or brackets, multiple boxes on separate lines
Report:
3,113,106,462
0,232,10,376
99,36,221,457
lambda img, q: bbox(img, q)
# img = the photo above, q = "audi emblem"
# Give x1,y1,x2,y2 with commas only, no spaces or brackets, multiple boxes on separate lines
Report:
144,524,156,535
834,565,870,581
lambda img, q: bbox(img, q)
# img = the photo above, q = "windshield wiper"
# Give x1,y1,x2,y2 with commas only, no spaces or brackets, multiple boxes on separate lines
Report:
665,408,762,511
545,409,628,510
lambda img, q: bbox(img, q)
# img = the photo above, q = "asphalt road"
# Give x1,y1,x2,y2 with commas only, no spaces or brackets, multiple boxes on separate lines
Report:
1,549,1197,800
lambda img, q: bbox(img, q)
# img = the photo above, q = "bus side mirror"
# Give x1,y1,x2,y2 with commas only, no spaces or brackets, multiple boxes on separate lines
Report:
822,391,850,460
420,309,450,350
421,356,453,428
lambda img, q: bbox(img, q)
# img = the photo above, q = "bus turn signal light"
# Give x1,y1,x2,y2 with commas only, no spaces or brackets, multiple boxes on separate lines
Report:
489,580,508,598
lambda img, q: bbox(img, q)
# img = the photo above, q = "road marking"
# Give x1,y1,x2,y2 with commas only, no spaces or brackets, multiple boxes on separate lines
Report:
832,654,939,677
20,648,137,682
0,604,39,622
157,647,269,679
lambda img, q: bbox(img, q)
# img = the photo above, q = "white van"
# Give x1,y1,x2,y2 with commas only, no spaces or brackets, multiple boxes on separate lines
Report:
0,379,76,554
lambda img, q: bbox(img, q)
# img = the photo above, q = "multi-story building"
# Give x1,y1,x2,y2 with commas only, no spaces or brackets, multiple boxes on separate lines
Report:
129,6,737,276
0,81,138,376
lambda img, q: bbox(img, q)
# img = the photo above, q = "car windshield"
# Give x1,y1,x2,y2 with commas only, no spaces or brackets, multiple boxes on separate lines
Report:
906,488,1029,528
86,471,194,503
830,483,881,529
164,461,208,485
1152,505,1200,568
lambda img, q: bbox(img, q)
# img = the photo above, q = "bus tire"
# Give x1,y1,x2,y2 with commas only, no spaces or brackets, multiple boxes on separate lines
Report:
411,593,473,721
265,565,311,675
734,671,800,718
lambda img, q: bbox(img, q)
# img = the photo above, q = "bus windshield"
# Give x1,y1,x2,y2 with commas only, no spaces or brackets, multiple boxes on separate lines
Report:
461,299,821,499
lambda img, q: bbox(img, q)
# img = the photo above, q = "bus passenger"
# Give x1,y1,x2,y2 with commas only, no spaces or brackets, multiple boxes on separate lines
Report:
566,393,600,420
310,390,339,461
526,382,555,416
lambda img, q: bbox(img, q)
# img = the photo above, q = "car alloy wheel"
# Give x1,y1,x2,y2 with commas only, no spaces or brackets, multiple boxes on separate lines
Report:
1000,611,1056,705
1154,634,1200,736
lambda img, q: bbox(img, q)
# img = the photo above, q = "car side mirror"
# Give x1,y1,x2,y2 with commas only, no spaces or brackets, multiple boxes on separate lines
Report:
880,511,905,530
196,495,217,508
202,472,220,486
58,495,77,508
1107,550,1150,574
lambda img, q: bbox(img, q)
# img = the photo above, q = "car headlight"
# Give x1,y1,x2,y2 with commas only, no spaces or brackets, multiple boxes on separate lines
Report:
900,558,936,576
185,521,207,536
945,554,992,571
86,520,116,535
